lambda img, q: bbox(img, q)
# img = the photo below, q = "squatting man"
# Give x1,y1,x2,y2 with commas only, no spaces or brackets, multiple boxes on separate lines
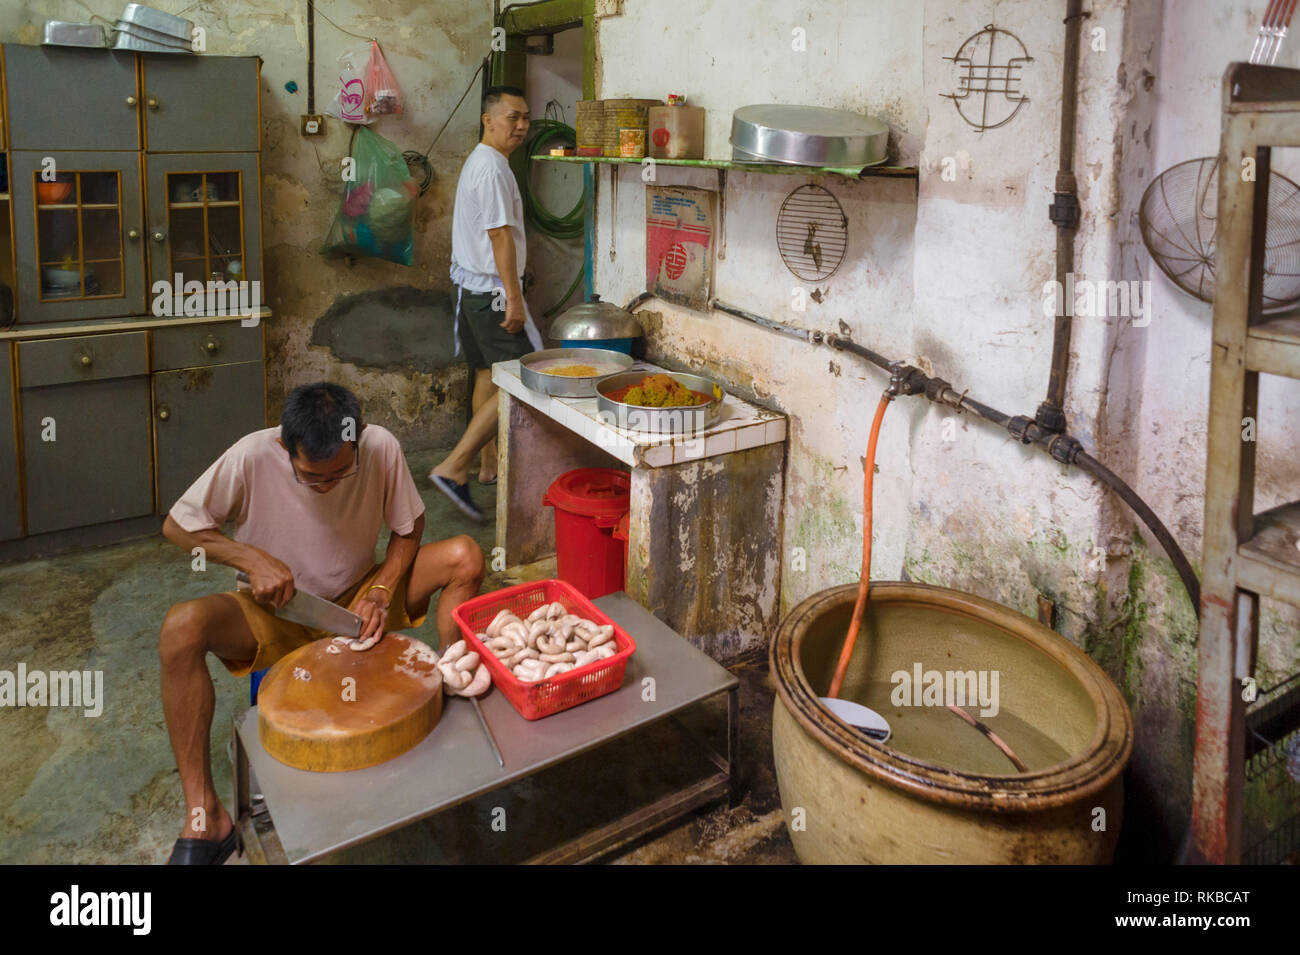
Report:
156,382,486,864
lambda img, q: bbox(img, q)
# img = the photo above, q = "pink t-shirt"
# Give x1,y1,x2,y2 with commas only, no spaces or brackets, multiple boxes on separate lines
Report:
169,425,425,600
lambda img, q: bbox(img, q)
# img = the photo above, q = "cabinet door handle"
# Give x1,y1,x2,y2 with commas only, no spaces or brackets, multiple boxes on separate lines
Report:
152,231,166,242
127,228,141,240
147,97,160,110
158,407,170,421
204,338,220,353
78,353,93,367
126,95,138,107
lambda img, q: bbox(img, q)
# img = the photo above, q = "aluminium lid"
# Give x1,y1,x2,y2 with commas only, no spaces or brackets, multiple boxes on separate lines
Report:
730,104,889,167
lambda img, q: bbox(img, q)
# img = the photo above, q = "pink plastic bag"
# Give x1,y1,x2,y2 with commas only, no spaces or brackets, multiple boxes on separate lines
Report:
364,41,402,116
326,42,374,125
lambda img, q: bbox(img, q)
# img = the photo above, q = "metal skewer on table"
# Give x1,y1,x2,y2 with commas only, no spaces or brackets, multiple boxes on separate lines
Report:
470,697,504,768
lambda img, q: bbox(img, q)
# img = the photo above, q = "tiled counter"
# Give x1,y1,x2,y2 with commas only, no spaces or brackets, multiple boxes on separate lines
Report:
492,359,787,662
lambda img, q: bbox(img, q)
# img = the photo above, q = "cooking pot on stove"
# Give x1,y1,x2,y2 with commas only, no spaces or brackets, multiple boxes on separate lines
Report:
549,295,644,354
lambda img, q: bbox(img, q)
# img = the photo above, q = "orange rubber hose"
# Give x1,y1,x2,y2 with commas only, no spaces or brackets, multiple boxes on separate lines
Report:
827,391,892,700
824,388,1028,772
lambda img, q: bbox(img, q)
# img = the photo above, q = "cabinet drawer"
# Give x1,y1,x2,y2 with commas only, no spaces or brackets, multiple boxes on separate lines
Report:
18,331,148,387
152,322,262,371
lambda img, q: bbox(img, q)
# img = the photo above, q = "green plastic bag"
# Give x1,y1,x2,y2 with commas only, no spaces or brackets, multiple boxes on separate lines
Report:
322,126,418,265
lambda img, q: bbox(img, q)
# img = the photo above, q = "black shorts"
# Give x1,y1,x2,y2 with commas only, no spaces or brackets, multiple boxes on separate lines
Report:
457,289,532,370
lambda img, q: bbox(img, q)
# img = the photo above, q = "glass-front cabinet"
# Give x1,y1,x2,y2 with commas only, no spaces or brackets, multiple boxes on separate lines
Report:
10,151,146,322
145,153,261,293
0,46,262,326
0,47,268,553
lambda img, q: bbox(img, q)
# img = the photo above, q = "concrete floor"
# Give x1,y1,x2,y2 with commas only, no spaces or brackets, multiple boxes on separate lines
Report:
0,445,796,865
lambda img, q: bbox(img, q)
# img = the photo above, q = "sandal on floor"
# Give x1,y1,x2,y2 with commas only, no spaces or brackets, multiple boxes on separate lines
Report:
167,825,240,865
478,474,498,486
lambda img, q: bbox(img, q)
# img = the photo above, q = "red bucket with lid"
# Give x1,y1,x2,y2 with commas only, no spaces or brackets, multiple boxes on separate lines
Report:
542,467,630,599
613,512,630,567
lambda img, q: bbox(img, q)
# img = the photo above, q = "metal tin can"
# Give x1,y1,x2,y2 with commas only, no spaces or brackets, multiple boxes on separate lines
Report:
618,127,646,158
576,99,605,157
601,99,660,157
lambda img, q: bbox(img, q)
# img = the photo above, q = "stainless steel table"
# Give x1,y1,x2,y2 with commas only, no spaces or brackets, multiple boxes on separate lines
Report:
233,592,740,864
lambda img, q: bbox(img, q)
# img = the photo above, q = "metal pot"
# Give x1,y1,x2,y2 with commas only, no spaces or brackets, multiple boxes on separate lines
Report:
519,348,633,398
595,371,724,434
548,295,644,353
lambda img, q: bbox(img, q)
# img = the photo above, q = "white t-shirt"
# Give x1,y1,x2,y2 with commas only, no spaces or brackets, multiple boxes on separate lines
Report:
168,425,426,601
450,142,527,293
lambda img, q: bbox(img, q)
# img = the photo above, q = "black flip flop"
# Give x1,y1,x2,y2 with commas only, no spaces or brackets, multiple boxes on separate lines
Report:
167,825,240,865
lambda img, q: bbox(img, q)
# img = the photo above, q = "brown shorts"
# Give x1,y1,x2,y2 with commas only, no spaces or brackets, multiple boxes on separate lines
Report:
219,564,428,678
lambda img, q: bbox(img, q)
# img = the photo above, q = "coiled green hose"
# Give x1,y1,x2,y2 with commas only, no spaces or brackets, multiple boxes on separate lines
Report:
512,118,585,317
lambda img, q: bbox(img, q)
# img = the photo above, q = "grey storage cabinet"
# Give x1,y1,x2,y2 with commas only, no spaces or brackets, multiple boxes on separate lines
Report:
9,150,147,323
3,46,141,151
152,322,265,514
143,57,260,153
0,344,20,541
1,46,262,327
18,333,153,534
145,152,261,293
0,47,267,556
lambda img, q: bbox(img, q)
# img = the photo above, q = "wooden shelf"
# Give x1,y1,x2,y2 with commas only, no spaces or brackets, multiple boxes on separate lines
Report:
37,203,119,211
0,193,9,201
168,200,240,209
534,154,919,180
1237,500,1300,608
41,258,121,267
1247,315,1300,379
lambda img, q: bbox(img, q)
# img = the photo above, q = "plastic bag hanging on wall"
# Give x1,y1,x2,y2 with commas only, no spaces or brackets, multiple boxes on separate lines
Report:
364,40,403,116
321,126,418,265
325,43,376,125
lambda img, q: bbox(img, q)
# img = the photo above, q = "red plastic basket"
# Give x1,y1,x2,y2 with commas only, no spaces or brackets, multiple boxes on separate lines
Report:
452,579,636,720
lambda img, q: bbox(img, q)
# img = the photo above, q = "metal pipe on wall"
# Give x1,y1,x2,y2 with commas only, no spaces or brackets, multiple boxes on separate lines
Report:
708,298,1200,607
1038,0,1087,434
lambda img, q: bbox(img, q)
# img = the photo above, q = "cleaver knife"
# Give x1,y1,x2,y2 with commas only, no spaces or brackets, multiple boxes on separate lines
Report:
234,571,363,638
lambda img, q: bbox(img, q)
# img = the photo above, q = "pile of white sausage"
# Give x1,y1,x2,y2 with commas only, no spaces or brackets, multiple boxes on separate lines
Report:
479,602,618,683
435,640,492,697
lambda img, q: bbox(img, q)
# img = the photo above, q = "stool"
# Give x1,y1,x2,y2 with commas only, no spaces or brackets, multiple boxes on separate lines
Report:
250,668,268,705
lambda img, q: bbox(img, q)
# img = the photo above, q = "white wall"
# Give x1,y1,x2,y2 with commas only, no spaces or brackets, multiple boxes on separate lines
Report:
595,0,925,599
589,0,1300,860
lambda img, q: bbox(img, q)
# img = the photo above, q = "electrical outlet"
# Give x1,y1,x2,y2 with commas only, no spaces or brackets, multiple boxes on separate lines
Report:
301,114,324,136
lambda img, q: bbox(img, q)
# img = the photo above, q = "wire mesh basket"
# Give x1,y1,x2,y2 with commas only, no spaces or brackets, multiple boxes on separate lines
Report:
1139,156,1300,313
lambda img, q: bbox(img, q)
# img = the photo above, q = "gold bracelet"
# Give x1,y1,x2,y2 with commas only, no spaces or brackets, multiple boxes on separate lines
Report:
365,583,393,601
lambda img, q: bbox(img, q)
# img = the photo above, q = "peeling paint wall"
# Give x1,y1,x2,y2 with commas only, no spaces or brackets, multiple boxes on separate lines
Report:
591,0,1300,861
1,0,497,450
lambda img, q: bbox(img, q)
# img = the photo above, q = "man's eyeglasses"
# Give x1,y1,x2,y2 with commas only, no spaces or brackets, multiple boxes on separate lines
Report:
290,444,359,486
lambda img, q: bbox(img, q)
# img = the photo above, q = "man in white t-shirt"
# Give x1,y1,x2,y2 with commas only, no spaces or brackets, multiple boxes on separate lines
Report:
157,382,486,864
429,85,541,522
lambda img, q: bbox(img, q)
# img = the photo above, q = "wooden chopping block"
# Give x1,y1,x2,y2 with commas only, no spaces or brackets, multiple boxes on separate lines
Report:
257,634,443,772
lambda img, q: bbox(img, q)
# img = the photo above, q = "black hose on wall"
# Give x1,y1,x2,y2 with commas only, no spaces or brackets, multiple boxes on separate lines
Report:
815,331,1200,608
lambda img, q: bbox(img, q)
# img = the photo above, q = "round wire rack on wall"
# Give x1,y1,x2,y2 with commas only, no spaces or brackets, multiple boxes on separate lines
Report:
1139,156,1300,312
776,184,848,281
